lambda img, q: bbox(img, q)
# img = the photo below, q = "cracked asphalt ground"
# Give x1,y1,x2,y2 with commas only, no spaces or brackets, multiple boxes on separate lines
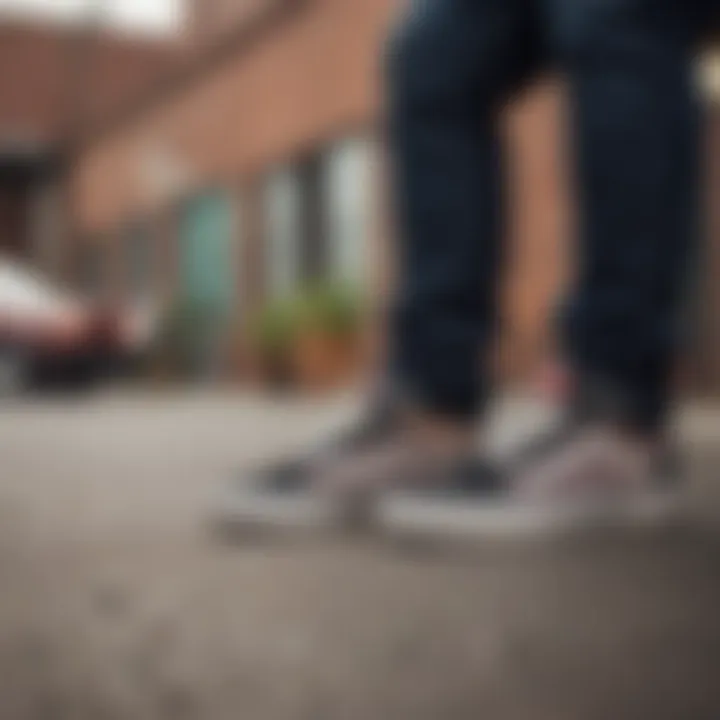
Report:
1,391,720,720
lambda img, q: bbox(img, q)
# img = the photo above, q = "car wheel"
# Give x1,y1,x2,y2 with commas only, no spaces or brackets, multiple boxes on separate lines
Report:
0,347,29,398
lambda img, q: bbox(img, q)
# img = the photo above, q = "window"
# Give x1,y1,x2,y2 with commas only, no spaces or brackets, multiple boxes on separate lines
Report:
324,137,373,287
265,168,302,298
297,154,327,284
264,137,373,298
123,220,155,300
30,181,62,275
75,239,107,297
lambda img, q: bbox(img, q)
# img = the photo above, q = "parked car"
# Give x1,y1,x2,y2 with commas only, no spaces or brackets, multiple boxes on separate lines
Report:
0,258,156,396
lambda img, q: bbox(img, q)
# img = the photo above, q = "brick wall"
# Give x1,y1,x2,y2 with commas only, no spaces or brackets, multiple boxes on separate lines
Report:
71,0,398,231
691,100,720,392
185,0,280,48
0,20,179,146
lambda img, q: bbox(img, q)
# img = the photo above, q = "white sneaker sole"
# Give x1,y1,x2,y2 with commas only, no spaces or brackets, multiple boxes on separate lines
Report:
210,480,686,543
209,485,379,539
378,490,686,541
210,490,334,536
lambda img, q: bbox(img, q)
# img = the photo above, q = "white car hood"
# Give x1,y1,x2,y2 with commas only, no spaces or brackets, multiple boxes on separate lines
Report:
0,260,83,322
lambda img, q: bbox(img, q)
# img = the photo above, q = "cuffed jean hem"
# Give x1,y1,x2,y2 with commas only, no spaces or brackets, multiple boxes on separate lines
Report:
571,368,671,436
389,369,486,425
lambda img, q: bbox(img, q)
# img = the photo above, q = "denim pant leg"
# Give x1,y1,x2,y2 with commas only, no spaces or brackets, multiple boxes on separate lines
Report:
386,0,541,420
549,0,702,430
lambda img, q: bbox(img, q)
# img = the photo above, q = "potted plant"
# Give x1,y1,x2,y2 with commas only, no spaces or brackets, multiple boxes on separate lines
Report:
292,283,364,391
246,298,299,390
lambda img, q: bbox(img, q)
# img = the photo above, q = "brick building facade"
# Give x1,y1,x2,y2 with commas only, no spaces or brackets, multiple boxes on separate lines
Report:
0,18,179,265
59,0,720,388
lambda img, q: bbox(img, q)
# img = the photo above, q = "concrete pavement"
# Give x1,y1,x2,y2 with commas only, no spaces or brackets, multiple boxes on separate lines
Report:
0,390,719,720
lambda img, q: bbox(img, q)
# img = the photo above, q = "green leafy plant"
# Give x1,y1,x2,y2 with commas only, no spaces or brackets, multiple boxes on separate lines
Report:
296,283,364,338
248,298,300,360
249,283,363,353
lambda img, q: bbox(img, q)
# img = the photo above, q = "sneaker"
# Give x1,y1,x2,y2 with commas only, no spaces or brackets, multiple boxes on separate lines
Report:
379,420,684,540
212,400,482,536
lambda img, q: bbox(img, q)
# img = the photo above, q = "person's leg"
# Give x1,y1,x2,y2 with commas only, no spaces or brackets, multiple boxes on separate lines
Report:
479,0,704,520
388,0,542,421
550,0,702,432
217,0,544,531
376,1,707,540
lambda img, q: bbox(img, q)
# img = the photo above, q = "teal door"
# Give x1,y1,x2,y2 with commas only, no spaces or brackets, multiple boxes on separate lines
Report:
180,192,236,310
179,191,237,377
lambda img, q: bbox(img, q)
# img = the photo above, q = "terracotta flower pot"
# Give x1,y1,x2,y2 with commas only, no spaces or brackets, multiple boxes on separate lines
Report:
293,331,359,392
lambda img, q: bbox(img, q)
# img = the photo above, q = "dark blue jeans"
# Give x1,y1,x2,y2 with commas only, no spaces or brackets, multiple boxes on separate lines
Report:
388,0,705,430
